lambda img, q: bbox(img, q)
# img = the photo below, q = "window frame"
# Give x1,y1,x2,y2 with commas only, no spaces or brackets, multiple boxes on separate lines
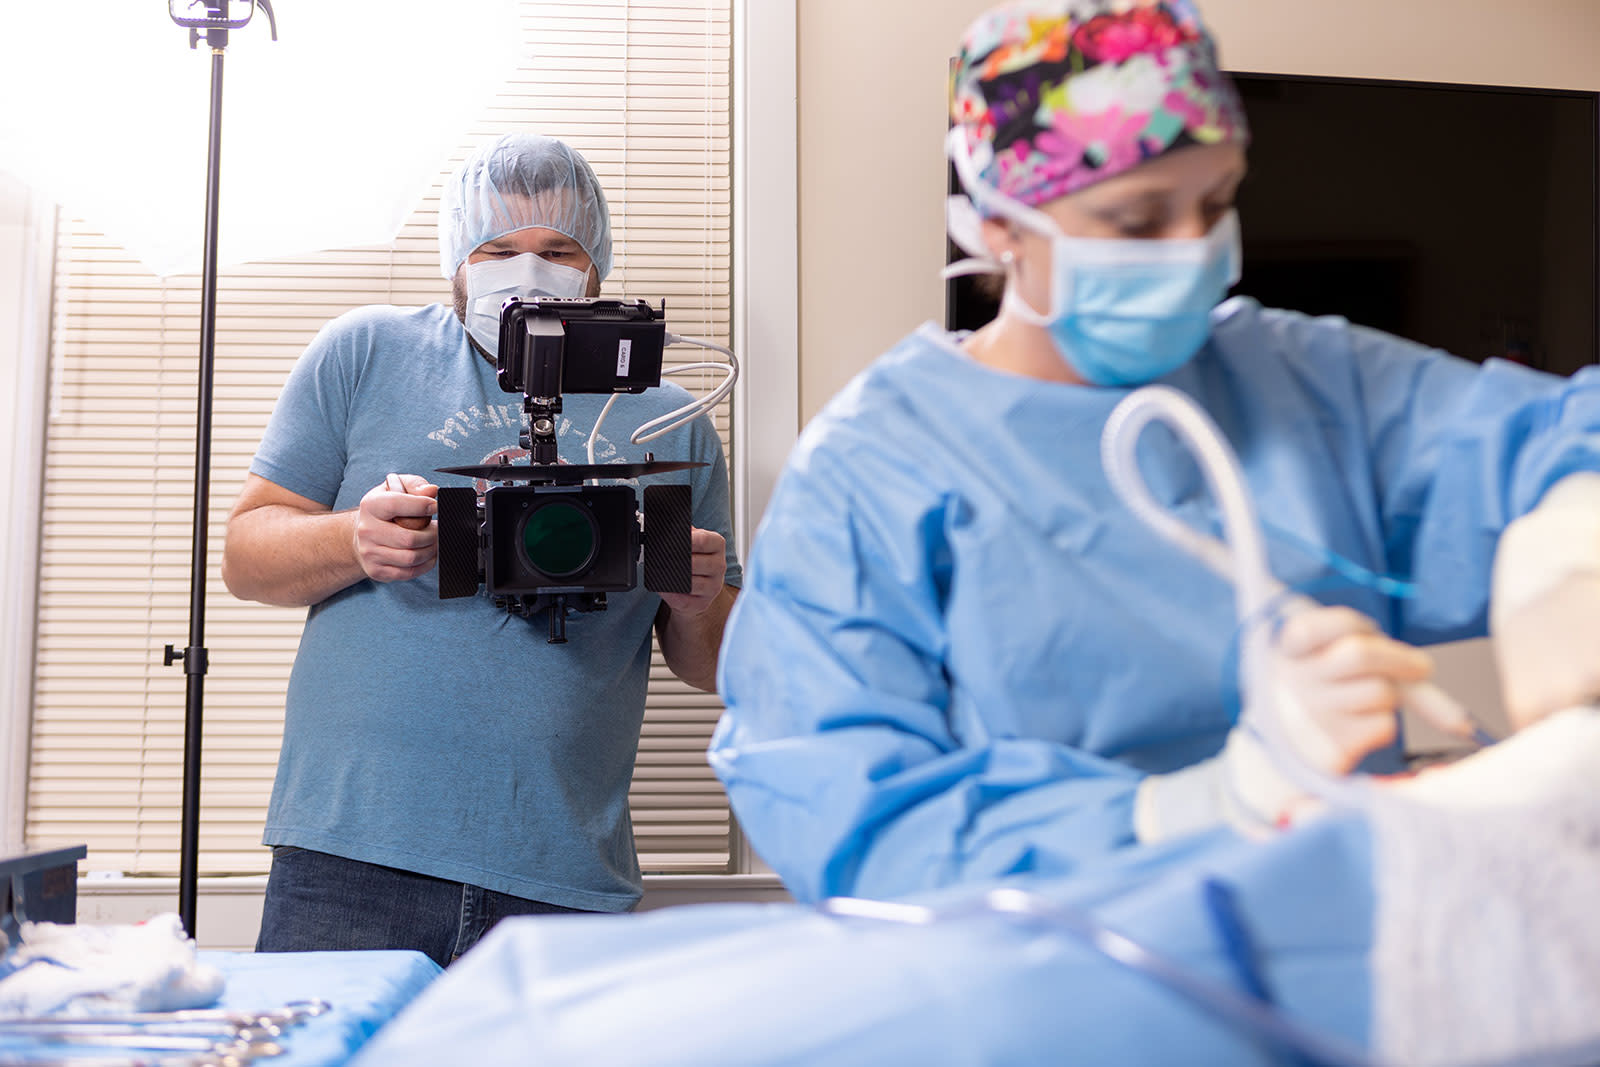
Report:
729,0,799,873
1,0,797,895
1,176,56,853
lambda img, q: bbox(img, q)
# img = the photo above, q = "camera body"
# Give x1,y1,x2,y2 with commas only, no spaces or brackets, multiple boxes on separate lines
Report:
484,483,640,597
435,297,699,643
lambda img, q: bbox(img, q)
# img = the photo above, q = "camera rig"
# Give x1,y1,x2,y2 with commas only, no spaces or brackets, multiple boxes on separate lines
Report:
435,297,704,643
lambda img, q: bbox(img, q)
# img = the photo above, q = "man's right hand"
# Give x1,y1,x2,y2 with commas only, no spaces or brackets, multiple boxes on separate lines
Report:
352,474,439,582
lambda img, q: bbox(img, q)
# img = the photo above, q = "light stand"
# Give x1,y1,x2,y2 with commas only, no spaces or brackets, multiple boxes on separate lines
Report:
160,0,276,939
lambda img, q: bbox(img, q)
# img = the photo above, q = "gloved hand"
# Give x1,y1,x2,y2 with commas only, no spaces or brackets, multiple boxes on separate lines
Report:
1257,605,1438,775
1135,604,1437,842
1381,705,1600,811
1490,472,1600,731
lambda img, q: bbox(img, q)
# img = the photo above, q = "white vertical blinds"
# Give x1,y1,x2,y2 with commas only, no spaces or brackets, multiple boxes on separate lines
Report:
26,0,734,877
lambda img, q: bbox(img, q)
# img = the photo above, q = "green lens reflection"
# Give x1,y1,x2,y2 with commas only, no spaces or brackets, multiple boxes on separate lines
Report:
522,500,596,578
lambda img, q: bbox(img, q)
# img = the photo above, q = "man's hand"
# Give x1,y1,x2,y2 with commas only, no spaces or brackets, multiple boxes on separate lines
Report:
653,526,737,692
656,527,728,619
352,474,439,583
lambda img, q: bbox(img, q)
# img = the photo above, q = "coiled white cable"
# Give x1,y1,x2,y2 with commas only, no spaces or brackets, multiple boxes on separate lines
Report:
1101,385,1477,807
584,332,739,469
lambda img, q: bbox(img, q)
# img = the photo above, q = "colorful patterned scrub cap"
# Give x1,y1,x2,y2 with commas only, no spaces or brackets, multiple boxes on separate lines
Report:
950,0,1249,210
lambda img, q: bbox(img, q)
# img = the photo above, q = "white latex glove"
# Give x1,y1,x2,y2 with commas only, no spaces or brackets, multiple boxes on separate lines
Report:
1136,604,1438,842
1132,726,1316,842
1261,605,1438,775
1381,705,1600,811
1491,472,1600,731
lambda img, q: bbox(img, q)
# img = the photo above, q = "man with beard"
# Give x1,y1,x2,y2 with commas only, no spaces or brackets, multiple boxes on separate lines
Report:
222,133,740,967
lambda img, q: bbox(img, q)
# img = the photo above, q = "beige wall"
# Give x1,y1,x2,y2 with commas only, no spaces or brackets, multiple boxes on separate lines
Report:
797,0,1600,420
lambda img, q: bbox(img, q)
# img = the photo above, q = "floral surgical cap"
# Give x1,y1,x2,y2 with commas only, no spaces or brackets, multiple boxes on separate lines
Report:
950,0,1249,210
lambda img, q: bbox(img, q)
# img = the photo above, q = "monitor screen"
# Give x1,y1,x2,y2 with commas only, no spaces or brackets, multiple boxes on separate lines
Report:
946,74,1599,376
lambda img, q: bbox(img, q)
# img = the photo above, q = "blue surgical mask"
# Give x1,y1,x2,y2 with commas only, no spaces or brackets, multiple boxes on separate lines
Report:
463,251,590,357
1003,211,1241,387
943,126,1241,388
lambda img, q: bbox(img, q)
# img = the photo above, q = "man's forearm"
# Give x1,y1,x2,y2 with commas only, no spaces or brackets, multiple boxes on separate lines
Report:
656,585,739,692
221,506,364,608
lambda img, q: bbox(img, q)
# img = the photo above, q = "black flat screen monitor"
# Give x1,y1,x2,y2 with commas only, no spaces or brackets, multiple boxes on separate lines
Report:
946,73,1599,376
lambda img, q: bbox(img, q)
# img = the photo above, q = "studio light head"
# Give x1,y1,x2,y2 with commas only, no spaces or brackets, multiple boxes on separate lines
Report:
169,0,277,48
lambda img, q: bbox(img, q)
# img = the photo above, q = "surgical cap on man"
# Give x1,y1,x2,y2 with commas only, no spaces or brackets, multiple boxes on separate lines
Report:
950,0,1250,210
439,133,613,281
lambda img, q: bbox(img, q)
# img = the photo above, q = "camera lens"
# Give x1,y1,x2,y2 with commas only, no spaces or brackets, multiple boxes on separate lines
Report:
520,499,599,578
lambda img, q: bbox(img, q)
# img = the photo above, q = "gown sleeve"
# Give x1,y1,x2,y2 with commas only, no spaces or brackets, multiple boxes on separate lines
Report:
1289,315,1600,643
710,429,1140,904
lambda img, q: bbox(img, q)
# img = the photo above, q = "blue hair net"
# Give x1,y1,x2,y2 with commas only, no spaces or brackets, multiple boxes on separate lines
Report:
440,133,613,281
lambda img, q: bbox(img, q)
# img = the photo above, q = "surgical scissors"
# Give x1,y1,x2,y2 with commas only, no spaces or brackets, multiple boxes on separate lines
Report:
0,998,328,1065
0,999,329,1037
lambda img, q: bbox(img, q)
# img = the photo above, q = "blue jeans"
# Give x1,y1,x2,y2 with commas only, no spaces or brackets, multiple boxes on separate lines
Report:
256,846,589,967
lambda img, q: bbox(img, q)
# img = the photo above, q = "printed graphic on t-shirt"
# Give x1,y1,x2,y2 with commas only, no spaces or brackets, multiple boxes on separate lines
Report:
426,403,521,451
428,405,621,463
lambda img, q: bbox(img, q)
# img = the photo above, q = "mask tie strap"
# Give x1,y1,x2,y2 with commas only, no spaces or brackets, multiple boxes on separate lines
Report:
945,127,1070,323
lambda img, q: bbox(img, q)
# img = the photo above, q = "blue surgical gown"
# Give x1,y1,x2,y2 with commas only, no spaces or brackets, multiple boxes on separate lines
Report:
710,297,1600,903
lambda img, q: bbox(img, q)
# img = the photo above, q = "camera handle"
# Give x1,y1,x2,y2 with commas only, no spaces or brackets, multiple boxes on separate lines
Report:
489,591,610,644
505,303,568,465
522,394,562,466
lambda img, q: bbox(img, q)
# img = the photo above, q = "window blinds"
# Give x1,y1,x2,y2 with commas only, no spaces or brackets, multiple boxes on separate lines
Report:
26,0,735,877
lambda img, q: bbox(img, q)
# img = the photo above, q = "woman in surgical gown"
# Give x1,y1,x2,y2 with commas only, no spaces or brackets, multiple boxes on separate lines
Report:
708,0,1600,905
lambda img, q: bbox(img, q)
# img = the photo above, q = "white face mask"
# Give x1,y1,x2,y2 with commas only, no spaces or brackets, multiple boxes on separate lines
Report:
463,252,590,357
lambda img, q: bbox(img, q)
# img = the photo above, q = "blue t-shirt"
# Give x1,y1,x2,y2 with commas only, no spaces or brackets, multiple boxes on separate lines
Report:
252,303,741,910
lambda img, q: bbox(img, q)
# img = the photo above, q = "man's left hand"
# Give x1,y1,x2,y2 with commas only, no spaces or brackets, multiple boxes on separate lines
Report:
657,527,728,618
